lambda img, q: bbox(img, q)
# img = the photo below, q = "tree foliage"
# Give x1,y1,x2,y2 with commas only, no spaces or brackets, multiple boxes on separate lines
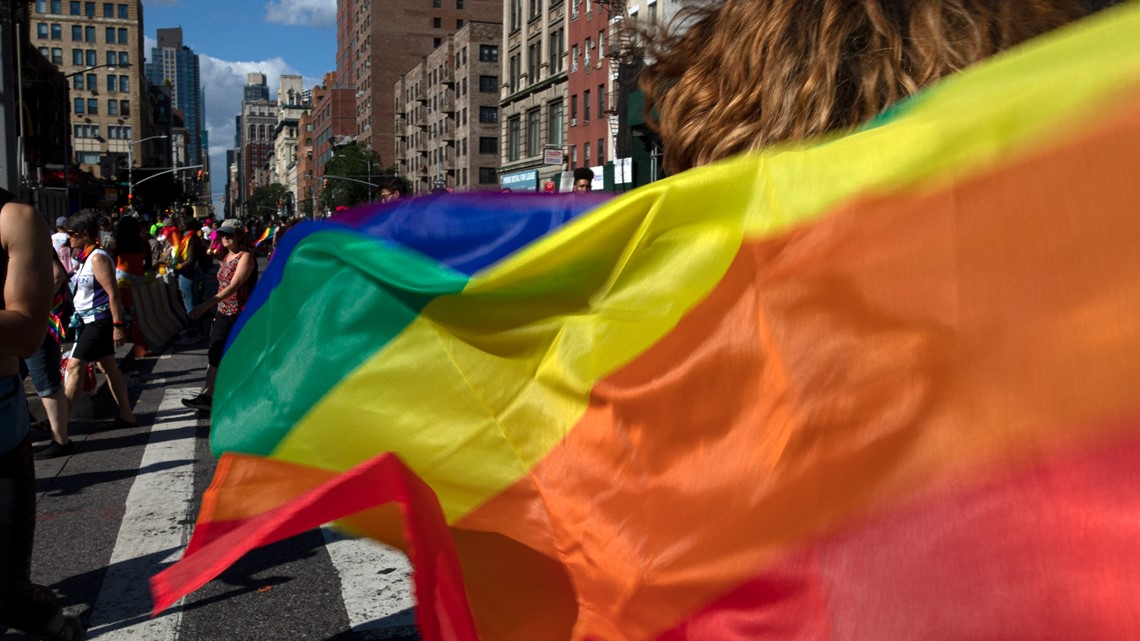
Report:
246,183,289,219
319,143,384,210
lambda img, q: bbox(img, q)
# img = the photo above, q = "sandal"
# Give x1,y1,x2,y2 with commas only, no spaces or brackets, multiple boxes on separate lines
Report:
111,416,139,429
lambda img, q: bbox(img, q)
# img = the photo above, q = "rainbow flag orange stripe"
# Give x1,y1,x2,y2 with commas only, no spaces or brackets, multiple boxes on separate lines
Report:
154,7,1140,640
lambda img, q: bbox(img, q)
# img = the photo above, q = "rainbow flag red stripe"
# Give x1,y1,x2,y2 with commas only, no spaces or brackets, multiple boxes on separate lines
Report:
154,7,1140,640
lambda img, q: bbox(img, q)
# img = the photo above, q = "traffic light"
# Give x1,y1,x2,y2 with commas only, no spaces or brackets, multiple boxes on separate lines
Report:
196,169,204,182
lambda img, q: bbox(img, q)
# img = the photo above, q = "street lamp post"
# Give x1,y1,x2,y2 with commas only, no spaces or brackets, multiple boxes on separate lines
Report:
127,134,170,208
61,62,131,211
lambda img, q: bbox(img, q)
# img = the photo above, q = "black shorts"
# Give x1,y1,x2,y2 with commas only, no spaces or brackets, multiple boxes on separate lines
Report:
71,317,114,362
208,313,238,368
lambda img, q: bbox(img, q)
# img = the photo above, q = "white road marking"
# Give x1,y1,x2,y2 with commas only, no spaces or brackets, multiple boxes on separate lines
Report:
87,388,199,640
322,528,417,637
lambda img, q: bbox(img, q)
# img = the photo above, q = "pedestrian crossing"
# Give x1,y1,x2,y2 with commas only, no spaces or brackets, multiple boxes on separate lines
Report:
33,374,418,640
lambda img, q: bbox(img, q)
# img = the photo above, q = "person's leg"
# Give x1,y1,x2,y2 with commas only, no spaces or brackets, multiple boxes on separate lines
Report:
0,390,82,639
96,355,135,424
201,365,218,398
24,337,69,445
62,356,86,410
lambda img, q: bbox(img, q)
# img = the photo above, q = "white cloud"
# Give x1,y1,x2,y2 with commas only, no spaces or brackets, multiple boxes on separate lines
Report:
264,0,336,28
199,55,321,212
143,35,156,63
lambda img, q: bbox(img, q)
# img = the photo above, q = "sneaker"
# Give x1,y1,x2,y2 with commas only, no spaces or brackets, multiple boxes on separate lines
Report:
181,394,212,411
34,440,76,460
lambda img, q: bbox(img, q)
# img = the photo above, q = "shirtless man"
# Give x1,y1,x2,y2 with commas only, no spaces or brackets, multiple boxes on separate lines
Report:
0,188,85,640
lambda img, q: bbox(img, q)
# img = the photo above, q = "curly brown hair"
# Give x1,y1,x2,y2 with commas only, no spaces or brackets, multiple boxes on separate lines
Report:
640,0,1092,173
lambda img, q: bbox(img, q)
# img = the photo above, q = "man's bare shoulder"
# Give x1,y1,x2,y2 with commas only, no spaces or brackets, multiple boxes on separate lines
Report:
0,199,46,250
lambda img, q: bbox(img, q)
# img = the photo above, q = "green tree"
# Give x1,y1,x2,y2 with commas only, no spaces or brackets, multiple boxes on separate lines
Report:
319,143,384,210
246,183,289,219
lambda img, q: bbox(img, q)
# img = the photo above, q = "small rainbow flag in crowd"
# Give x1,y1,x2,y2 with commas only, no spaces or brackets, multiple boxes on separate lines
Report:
154,6,1140,640
254,225,277,247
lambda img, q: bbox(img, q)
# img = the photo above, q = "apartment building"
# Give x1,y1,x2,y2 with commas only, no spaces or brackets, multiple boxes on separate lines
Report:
239,73,278,206
565,0,611,176
499,0,567,191
29,0,155,180
395,22,503,193
343,0,501,166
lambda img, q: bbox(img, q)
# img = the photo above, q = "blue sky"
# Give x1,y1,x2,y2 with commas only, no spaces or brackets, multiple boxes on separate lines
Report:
141,0,337,212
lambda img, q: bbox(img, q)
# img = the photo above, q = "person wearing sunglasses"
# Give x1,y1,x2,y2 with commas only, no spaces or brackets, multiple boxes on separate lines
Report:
183,219,258,412
57,211,138,451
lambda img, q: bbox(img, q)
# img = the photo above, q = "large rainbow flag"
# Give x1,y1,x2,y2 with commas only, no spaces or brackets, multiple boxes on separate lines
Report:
154,6,1140,640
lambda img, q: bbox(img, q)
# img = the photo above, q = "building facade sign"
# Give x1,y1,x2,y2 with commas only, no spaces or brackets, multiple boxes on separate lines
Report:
501,168,539,191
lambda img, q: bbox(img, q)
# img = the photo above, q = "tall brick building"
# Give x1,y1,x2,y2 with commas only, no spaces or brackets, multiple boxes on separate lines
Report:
395,21,503,193
340,0,501,166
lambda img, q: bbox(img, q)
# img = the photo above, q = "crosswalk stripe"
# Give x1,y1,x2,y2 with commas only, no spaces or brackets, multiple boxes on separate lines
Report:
87,387,199,639
322,528,417,637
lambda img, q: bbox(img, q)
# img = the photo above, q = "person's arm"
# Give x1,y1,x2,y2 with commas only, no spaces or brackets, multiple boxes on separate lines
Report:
0,202,53,356
51,252,67,292
90,251,128,347
190,252,254,319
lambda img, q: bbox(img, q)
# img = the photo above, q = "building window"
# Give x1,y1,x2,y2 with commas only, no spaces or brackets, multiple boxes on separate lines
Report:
118,3,127,18
479,137,497,154
72,74,83,89
433,17,441,28
508,53,521,93
479,75,497,92
479,44,498,62
433,37,441,48
120,100,129,116
36,0,46,14
526,108,540,157
527,40,542,84
433,0,441,6
529,0,540,20
599,29,606,58
72,48,82,65
599,84,605,115
85,49,96,66
479,167,496,184
71,24,81,40
74,97,84,114
37,23,48,39
570,145,577,168
584,37,592,69
70,1,80,14
118,28,127,44
570,94,577,124
108,99,118,115
508,116,521,161
584,142,590,165
120,75,129,92
51,23,62,39
479,106,498,124
84,25,94,42
50,0,61,13
105,26,114,43
571,44,579,72
51,47,62,64
118,51,128,66
548,100,563,145
74,124,99,138
86,98,98,114
85,72,95,87
107,74,116,92
106,50,115,66
102,2,112,17
457,0,464,7
457,19,464,28
583,89,590,122
549,29,564,73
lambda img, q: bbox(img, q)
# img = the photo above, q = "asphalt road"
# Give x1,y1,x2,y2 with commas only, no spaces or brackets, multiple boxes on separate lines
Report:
13,330,419,641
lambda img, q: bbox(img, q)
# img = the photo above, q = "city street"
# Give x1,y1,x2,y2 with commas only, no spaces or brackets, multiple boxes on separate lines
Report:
16,336,418,641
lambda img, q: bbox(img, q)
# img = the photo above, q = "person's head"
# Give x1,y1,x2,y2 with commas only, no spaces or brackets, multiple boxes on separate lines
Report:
640,0,1090,173
65,210,102,250
573,167,595,192
55,216,68,231
377,177,405,203
112,215,145,254
216,218,250,253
